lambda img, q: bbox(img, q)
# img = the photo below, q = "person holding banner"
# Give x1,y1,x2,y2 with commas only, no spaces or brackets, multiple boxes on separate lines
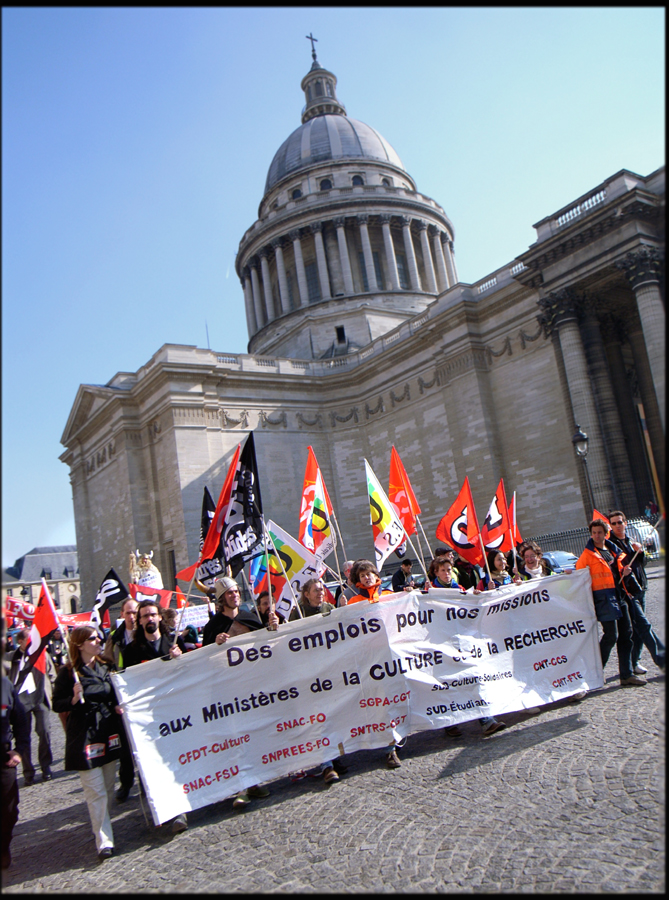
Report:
427,556,467,591
347,561,393,605
475,551,523,592
202,577,241,646
575,520,646,687
289,579,335,619
123,601,183,667
52,626,125,861
516,543,554,580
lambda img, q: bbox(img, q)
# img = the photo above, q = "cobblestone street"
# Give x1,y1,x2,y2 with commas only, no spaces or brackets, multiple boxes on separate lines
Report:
3,569,664,894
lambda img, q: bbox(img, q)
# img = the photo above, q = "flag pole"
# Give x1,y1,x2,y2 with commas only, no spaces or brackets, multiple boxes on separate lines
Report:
511,491,519,575
416,516,434,560
240,568,261,619
261,518,275,624
478,534,493,588
331,512,348,561
404,532,428,583
265,528,303,620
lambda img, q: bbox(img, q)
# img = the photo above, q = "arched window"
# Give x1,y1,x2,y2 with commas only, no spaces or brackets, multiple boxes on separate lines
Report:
352,175,364,186
381,177,391,186
320,178,332,191
315,80,323,97
292,188,302,200
326,81,333,97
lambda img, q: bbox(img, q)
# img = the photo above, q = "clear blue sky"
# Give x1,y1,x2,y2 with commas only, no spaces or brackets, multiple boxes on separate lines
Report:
2,7,665,569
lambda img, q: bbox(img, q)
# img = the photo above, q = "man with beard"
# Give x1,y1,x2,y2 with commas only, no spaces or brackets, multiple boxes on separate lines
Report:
123,600,187,834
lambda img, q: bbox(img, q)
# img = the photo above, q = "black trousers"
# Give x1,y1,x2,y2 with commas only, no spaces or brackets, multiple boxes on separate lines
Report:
1,764,19,855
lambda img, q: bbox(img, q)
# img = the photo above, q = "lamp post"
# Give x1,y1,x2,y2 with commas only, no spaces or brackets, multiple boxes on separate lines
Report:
572,424,595,517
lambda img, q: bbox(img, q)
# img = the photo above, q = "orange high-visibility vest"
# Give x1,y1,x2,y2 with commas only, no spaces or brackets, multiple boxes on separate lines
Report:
575,545,625,593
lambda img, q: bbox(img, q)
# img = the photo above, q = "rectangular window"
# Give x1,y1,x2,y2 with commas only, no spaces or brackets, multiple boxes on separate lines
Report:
166,550,177,591
305,261,321,303
396,253,410,289
373,251,384,291
358,251,369,292
286,271,295,309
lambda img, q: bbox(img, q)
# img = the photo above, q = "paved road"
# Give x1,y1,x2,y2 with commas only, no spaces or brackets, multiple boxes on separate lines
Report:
3,570,665,893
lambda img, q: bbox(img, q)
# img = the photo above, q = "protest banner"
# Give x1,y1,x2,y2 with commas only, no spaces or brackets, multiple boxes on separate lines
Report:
112,569,602,825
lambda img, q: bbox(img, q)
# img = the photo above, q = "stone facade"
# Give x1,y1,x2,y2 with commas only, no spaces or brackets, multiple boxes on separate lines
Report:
60,55,665,606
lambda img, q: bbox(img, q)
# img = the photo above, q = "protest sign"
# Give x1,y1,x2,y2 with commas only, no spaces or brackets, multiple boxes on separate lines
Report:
112,570,602,825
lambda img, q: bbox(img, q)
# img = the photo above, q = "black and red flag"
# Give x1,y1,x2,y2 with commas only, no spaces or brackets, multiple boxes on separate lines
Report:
221,432,264,577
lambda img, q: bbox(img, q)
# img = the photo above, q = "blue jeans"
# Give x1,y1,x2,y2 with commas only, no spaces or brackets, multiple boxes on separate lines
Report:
600,599,633,679
628,590,665,668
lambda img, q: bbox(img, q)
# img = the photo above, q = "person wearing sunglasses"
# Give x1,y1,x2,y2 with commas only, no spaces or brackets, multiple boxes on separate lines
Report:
52,626,125,861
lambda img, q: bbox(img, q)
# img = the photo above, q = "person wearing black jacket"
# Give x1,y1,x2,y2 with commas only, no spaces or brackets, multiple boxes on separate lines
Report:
123,600,187,834
2,673,30,869
9,627,56,784
202,577,241,646
52,626,125,861
608,511,665,674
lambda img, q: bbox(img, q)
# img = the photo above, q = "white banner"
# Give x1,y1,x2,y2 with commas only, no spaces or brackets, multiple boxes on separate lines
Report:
112,570,602,824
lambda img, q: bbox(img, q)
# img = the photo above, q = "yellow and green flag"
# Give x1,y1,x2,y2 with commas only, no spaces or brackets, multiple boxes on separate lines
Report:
364,459,406,569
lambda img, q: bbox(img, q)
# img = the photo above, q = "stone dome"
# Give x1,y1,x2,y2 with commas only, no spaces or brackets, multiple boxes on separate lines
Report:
264,115,406,195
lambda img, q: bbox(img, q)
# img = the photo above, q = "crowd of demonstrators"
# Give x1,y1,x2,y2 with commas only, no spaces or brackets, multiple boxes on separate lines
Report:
8,627,56,785
52,625,126,861
3,505,663,866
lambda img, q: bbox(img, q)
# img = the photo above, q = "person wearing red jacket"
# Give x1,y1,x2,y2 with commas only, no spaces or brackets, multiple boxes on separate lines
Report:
575,519,645,686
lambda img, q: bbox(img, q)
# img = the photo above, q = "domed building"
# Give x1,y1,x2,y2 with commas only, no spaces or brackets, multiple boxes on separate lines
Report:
61,51,664,604
237,53,457,360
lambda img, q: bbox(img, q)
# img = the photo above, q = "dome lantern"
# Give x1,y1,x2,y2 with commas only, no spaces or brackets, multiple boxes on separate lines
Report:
300,39,346,123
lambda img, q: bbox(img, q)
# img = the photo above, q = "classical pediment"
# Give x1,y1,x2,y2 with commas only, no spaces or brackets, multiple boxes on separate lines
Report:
60,385,121,444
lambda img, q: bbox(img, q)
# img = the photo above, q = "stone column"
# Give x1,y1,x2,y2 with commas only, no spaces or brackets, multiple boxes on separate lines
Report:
616,248,665,432
600,318,653,513
271,239,290,314
310,222,332,300
441,234,458,287
241,270,257,335
379,215,400,291
289,229,309,307
580,306,637,512
539,290,615,511
416,221,438,293
628,324,666,492
429,225,448,292
323,224,345,297
334,217,354,294
400,216,421,291
249,260,265,329
357,214,378,292
259,249,275,322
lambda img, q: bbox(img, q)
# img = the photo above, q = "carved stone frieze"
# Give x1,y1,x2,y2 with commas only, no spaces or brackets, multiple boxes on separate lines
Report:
296,412,323,429
258,410,287,427
365,397,385,419
417,372,439,394
222,409,249,428
437,348,487,385
519,320,546,349
330,407,359,427
390,383,411,406
485,336,512,364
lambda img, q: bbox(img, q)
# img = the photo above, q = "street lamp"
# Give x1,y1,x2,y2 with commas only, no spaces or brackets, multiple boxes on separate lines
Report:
572,424,595,517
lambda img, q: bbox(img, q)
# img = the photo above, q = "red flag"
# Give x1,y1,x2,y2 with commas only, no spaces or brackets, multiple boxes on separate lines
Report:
592,508,610,529
481,479,513,552
199,443,242,567
175,587,188,609
28,580,60,674
435,477,484,566
388,446,421,539
508,493,523,544
128,583,174,608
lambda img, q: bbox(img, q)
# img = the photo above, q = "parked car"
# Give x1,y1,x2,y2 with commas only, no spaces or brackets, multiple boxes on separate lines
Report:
541,551,579,574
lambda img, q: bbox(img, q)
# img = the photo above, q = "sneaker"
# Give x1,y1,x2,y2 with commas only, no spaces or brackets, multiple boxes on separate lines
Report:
568,690,588,702
98,847,114,861
443,725,463,737
115,785,131,803
233,790,250,810
633,664,648,675
481,720,507,736
247,785,270,798
621,675,647,686
386,749,401,768
524,707,541,715
323,766,339,784
171,814,188,834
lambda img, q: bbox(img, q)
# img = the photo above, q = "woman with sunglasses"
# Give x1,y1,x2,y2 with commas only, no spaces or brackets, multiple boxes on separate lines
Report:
52,625,125,861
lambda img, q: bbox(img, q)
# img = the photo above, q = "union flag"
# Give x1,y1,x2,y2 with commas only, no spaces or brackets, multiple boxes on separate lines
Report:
298,447,335,559
435,477,484,567
388,446,421,541
481,479,513,552
508,492,523,545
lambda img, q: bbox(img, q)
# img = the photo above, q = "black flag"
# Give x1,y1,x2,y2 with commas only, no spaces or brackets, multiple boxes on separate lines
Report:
195,486,227,590
222,432,264,577
90,568,129,627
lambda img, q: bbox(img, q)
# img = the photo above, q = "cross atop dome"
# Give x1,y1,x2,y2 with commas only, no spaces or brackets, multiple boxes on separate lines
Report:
305,32,320,68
